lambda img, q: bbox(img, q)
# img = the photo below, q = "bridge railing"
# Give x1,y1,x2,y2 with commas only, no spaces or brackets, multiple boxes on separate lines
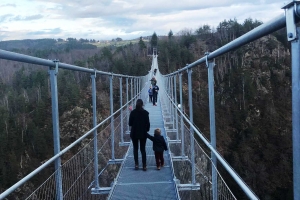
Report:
0,49,150,199
25,112,130,200
160,2,300,199
159,83,237,199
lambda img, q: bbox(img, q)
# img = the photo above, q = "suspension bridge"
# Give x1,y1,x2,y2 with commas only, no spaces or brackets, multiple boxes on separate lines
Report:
1,2,300,200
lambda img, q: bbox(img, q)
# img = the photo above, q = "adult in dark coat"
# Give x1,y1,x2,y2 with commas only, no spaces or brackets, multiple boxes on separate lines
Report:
129,99,150,171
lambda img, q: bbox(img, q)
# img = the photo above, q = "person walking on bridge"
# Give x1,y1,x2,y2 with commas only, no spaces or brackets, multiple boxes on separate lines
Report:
150,76,157,86
147,128,168,170
129,99,150,171
152,83,159,106
148,86,153,103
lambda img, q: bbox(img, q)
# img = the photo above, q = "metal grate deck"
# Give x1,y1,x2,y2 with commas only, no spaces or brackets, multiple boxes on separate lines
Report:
109,100,179,200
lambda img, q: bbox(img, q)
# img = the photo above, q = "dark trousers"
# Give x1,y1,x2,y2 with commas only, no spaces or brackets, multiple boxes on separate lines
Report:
153,93,157,105
149,95,153,102
131,137,147,166
154,151,164,167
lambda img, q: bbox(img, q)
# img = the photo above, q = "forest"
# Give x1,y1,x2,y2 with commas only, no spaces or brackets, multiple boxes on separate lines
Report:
0,18,293,199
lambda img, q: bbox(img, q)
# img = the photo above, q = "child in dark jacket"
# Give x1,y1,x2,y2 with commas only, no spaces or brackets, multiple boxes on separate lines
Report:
148,86,153,103
147,128,168,170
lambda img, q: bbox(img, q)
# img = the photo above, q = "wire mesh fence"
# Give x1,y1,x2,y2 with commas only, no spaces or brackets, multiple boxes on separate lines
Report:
2,74,150,200
16,105,131,200
160,89,236,200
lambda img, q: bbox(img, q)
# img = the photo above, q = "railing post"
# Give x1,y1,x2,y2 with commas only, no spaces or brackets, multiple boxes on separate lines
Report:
91,71,100,189
136,78,140,97
283,3,300,199
206,53,218,200
49,60,63,200
110,74,115,160
120,77,124,143
139,78,141,98
137,78,139,99
131,78,133,108
136,78,138,99
108,75,124,164
171,76,174,128
187,68,196,185
120,77,130,146
137,78,139,98
134,78,136,101
139,78,140,98
174,75,179,140
291,27,300,200
134,78,138,101
179,73,185,157
138,78,141,98
168,77,171,113
126,77,130,134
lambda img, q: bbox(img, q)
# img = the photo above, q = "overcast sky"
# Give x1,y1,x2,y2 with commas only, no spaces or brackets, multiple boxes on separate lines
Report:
0,0,287,41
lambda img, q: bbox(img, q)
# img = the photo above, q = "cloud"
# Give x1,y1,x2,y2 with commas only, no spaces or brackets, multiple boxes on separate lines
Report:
0,14,43,22
13,14,44,21
32,0,285,19
0,3,16,8
96,16,136,28
27,27,62,35
0,0,287,41
0,27,61,40
0,29,9,41
0,14,13,23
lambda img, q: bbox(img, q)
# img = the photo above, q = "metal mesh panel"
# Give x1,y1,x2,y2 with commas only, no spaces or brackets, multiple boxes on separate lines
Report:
25,172,56,200
160,87,237,200
111,183,177,200
25,140,102,199
22,104,132,200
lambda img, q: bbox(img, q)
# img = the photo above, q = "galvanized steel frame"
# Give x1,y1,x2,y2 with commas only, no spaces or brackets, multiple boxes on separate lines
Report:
163,3,300,199
0,49,147,199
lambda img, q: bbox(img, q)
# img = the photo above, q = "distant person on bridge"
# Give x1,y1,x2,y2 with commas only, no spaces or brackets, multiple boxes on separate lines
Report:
148,86,153,102
129,99,150,171
150,76,157,86
152,83,159,106
154,68,157,75
147,128,168,170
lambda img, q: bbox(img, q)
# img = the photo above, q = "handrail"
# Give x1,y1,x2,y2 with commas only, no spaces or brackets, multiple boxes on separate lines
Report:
164,89,259,199
0,49,140,78
166,5,300,76
0,94,139,199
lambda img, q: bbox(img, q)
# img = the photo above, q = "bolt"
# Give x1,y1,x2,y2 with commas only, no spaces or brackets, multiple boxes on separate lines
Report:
288,33,293,38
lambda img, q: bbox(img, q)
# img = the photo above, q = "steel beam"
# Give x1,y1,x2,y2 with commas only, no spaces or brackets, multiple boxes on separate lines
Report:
49,61,63,200
91,73,100,190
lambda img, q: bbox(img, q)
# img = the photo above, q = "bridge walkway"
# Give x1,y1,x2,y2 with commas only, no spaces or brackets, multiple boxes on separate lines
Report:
109,98,179,200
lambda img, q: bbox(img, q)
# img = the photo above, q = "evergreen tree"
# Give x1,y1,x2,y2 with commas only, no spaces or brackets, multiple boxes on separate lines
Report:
150,32,158,49
195,25,211,40
138,36,146,50
168,30,173,40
